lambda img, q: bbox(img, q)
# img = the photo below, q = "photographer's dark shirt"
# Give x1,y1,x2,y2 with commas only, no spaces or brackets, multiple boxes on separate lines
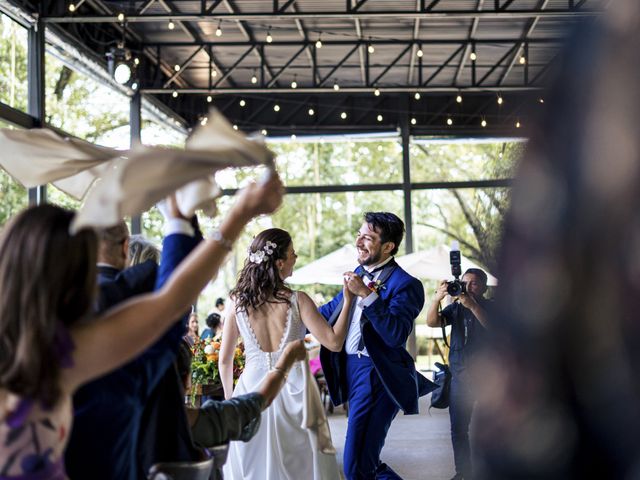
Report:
440,297,490,377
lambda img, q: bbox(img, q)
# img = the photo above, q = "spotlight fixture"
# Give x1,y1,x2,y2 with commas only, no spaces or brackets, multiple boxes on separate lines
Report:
456,94,462,103
106,45,134,85
470,51,477,61
216,22,222,37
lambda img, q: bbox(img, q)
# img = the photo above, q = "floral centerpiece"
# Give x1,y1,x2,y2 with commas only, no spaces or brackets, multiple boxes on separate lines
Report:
190,337,245,403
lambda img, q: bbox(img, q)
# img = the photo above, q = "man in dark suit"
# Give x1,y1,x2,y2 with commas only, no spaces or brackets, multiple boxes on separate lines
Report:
320,212,436,480
66,210,202,480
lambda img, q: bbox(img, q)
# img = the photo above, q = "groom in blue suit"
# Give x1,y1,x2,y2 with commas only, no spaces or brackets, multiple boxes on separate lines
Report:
320,212,436,480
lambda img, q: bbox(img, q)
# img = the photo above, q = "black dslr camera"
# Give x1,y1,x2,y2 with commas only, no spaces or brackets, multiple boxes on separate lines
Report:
446,246,466,296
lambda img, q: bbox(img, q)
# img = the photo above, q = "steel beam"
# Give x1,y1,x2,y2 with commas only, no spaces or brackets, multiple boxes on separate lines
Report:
141,85,542,94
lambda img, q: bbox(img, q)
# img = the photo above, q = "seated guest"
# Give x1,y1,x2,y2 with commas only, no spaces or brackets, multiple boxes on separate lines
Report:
185,311,200,346
0,175,283,480
201,312,222,340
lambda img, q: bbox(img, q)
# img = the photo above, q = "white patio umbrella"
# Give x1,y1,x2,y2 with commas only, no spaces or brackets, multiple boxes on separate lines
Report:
395,245,498,286
288,244,358,285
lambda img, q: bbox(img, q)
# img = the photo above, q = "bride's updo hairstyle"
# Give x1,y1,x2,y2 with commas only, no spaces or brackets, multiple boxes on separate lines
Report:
231,228,293,311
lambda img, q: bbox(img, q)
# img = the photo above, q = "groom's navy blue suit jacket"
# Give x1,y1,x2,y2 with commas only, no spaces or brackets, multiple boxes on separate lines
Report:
319,260,436,414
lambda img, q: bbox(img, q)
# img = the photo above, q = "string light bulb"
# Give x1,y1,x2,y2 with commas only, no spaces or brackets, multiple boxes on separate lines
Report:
481,118,487,127
266,28,273,43
168,19,175,30
251,73,258,84
261,129,267,136
117,12,125,22
274,104,280,112
315,36,323,49
240,99,246,107
417,49,423,58
340,112,347,119
470,51,477,61
519,55,526,64
497,95,503,105
333,81,340,91
211,70,218,78
447,117,453,126
174,64,180,72
69,3,76,12
368,43,375,54
516,120,521,128
291,76,297,89
374,88,380,97
539,98,544,103
133,57,140,66
456,94,462,103
377,114,383,122
206,95,212,103
308,108,315,116
233,125,238,130
414,92,421,100
291,134,297,140
215,22,222,37
172,90,178,98
411,117,417,125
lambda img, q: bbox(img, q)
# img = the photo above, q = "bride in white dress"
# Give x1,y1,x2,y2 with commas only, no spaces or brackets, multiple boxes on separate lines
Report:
219,228,354,480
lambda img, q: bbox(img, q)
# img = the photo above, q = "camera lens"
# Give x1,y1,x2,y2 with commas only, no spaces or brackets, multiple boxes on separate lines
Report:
447,280,463,297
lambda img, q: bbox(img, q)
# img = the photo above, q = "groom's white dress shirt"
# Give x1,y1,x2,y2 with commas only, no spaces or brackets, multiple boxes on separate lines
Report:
344,256,394,356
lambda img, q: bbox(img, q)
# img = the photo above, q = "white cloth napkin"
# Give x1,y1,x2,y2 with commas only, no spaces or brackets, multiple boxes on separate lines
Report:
301,356,336,455
0,110,273,231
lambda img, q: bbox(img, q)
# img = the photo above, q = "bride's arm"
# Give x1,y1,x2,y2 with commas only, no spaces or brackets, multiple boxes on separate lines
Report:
219,302,239,400
298,281,353,352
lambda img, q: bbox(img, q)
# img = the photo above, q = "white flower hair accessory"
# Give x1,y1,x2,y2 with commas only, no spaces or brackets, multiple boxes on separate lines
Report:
248,240,278,264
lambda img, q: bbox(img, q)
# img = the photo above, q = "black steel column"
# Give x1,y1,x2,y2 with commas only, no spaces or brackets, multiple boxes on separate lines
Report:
401,96,417,359
27,17,46,205
130,91,142,234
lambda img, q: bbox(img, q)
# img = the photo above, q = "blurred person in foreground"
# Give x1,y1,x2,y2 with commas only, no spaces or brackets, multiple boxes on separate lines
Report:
474,4,640,478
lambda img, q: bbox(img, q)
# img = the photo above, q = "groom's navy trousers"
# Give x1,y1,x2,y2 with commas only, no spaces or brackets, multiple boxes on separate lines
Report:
344,354,401,480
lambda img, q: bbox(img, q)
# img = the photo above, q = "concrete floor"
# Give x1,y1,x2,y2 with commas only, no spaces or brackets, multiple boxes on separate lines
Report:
327,396,454,480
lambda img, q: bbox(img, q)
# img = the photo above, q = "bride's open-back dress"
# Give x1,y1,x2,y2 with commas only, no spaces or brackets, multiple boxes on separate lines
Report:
223,292,341,480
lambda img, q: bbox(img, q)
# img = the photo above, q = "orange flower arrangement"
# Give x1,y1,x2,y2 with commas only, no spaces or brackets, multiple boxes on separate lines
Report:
191,337,245,390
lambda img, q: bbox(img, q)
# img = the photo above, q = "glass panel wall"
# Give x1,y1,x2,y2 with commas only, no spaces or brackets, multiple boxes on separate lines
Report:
0,13,28,112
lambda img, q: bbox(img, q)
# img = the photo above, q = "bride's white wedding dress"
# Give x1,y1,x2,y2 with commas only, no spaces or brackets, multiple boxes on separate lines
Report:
223,292,341,480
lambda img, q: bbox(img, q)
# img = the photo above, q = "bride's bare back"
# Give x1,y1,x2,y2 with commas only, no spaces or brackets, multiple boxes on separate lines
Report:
245,299,291,353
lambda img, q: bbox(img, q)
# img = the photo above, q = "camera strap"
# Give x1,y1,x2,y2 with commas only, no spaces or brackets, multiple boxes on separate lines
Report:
438,302,469,351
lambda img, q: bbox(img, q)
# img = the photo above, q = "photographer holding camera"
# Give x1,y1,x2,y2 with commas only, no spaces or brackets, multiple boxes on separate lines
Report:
426,267,490,480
